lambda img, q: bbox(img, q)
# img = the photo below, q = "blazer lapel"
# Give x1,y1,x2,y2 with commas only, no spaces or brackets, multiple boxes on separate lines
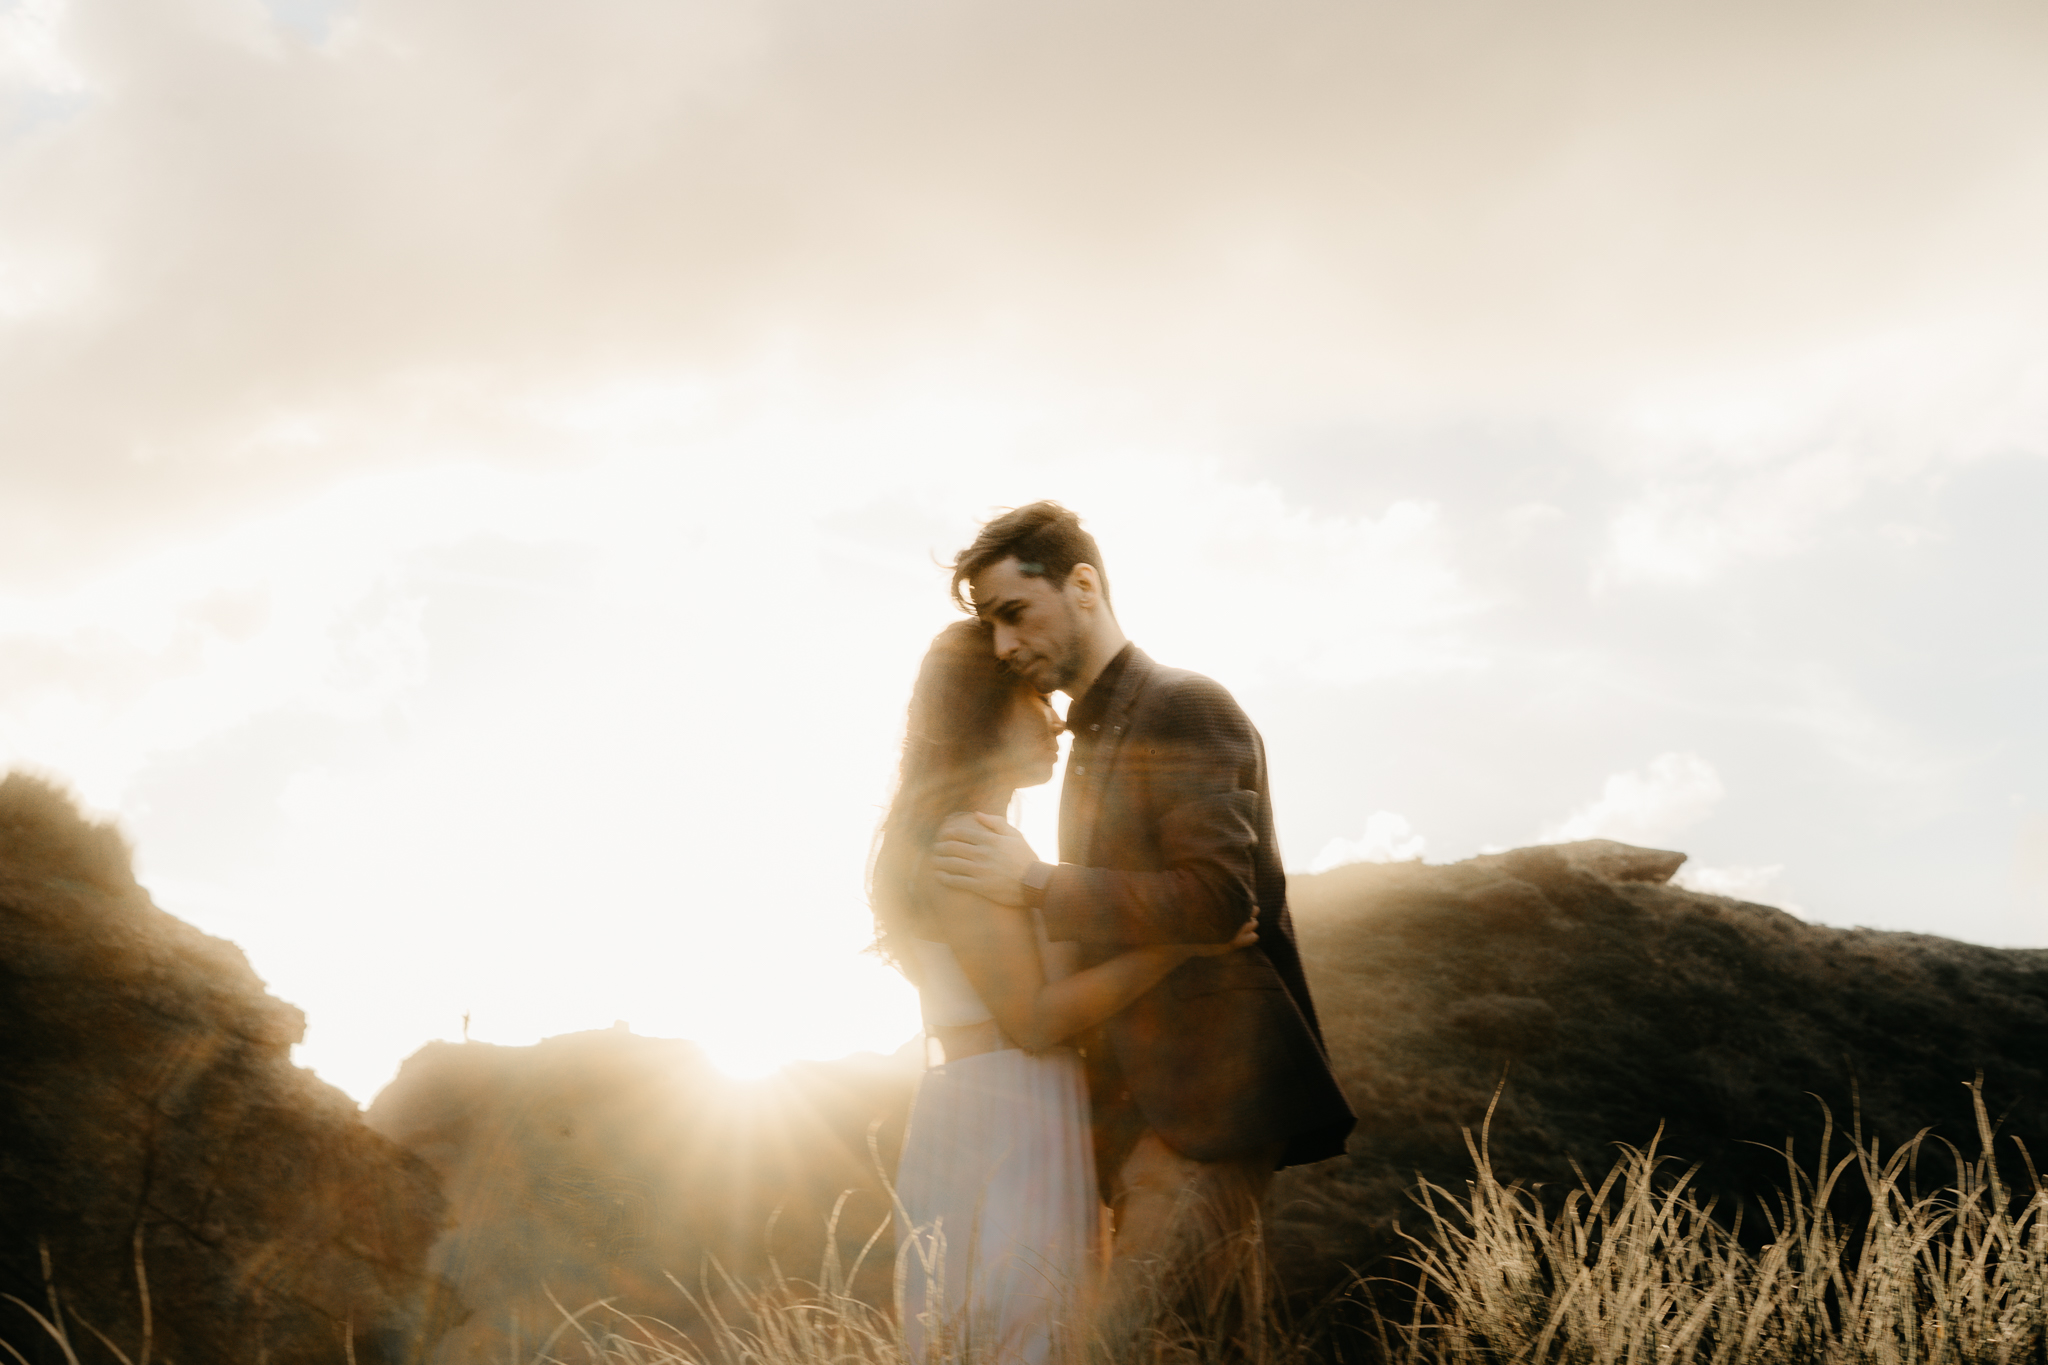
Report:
1067,646,1155,868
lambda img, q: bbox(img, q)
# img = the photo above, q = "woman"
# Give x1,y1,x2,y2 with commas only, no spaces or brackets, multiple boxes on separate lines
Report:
871,620,1254,1365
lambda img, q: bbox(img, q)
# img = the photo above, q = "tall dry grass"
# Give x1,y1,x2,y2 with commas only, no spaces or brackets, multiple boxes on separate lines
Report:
7,1086,2042,1365
1380,1081,2047,1365
493,1195,1300,1365
472,1081,2048,1365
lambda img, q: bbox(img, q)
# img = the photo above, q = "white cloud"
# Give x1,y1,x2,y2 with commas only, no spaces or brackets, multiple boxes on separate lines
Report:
7,0,2048,528
1541,752,1724,847
1599,326,2048,587
0,0,85,97
1307,811,1426,873
1097,480,1486,689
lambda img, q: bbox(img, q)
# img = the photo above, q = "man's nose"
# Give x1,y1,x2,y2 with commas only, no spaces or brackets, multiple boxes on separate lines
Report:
992,624,1018,658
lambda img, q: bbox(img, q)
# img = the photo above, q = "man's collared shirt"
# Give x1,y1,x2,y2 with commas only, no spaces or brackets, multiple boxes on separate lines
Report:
1063,641,1136,770
1023,642,1137,905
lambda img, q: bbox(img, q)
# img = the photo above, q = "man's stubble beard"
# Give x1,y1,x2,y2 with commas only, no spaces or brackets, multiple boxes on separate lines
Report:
1044,596,1088,694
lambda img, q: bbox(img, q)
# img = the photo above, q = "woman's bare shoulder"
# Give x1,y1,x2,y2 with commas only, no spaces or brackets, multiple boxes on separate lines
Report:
902,855,982,942
923,875,994,929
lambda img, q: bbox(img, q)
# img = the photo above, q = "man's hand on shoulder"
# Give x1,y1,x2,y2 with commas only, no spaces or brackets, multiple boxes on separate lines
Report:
932,812,1038,906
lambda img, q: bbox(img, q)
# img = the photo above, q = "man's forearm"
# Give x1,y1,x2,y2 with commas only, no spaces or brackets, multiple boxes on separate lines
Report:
1037,862,1249,946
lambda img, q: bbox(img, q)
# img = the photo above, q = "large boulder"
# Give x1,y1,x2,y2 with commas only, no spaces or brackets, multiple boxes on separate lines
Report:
1268,843,2048,1301
365,1030,919,1364
0,773,448,1365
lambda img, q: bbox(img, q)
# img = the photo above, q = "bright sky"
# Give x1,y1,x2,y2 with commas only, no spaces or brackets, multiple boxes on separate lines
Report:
4,0,2046,1103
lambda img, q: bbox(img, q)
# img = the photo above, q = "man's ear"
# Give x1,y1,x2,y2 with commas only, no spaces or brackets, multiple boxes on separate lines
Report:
1067,562,1102,608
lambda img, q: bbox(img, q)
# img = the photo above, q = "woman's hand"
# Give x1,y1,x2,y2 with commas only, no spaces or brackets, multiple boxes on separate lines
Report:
1182,916,1259,959
1118,918,1259,980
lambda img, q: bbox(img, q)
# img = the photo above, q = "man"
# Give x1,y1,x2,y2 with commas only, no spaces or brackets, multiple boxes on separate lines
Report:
932,502,1355,1355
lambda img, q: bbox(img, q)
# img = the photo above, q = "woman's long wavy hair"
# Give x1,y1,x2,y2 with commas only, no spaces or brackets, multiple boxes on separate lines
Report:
869,619,1029,973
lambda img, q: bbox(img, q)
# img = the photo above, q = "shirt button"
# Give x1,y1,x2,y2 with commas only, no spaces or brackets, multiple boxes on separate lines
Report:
1090,724,1100,732
1075,766,1087,775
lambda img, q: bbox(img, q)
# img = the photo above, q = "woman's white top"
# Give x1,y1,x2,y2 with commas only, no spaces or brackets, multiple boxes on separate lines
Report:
909,909,1069,1030
909,937,996,1027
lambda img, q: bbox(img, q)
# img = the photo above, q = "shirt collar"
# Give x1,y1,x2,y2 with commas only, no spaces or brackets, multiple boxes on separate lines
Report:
1065,641,1136,739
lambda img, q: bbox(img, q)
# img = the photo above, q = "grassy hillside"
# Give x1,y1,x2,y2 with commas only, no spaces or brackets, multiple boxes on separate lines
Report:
1268,841,2048,1301
0,773,445,1365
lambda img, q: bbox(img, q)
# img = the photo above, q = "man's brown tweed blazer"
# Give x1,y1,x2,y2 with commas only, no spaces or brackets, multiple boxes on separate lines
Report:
1040,644,1356,1170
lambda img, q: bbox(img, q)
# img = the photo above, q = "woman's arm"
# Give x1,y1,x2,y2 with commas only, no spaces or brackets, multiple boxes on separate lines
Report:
927,878,1255,1052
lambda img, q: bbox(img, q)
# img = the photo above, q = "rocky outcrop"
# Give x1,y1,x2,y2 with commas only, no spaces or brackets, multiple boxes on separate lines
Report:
0,773,448,1365
365,1030,918,1364
1269,844,2048,1300
1538,837,1689,884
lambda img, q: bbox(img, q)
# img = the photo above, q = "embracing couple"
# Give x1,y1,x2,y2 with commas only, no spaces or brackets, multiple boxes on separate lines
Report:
870,503,1356,1364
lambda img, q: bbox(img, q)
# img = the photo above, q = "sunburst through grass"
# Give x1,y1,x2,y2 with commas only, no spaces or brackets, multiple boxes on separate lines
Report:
7,1084,2043,1365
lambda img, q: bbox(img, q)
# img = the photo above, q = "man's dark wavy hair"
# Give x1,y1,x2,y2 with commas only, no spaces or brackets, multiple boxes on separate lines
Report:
948,501,1112,615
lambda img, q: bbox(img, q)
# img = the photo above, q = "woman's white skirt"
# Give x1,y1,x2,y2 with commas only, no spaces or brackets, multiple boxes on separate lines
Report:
894,1046,1098,1365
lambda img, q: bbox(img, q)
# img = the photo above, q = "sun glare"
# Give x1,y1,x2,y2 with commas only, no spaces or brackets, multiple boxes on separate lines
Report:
703,1035,798,1080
